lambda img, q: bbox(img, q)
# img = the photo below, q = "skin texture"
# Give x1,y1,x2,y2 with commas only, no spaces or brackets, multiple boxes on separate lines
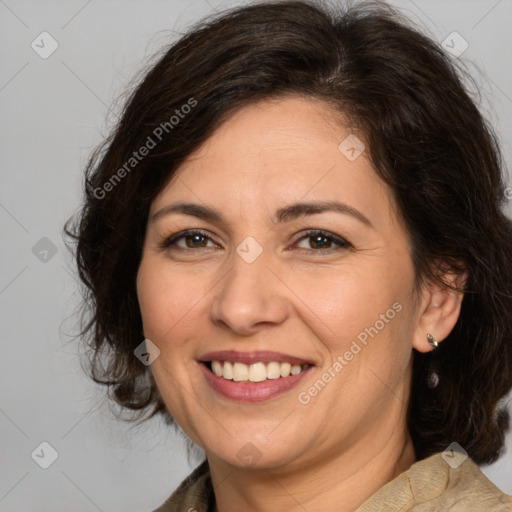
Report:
136,95,465,512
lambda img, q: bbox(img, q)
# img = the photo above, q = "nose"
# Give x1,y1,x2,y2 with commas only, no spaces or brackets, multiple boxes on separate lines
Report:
209,250,290,336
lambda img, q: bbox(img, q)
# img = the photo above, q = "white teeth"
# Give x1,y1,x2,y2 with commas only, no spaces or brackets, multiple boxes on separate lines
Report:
249,362,267,382
212,360,223,377
223,361,234,380
266,362,281,379
209,360,308,381
280,362,291,377
290,364,302,375
233,362,249,381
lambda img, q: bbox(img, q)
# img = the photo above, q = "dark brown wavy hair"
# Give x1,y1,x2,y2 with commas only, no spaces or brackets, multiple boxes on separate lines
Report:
65,0,512,465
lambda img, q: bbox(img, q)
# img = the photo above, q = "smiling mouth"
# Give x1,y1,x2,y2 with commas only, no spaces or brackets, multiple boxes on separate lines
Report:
204,360,312,382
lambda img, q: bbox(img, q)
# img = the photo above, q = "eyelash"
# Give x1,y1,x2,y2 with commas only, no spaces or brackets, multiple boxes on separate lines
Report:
161,229,351,254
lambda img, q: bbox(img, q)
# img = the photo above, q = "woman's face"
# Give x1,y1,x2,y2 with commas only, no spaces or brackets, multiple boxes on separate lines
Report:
137,95,424,470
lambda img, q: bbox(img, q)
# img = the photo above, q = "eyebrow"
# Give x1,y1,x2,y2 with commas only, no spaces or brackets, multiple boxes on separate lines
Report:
150,201,374,228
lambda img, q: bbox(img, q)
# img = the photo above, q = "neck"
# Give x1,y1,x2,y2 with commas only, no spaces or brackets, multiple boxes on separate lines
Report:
208,420,416,512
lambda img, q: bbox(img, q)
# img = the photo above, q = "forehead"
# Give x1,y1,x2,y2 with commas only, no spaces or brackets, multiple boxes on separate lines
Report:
190,95,348,160
151,95,398,230
166,96,367,184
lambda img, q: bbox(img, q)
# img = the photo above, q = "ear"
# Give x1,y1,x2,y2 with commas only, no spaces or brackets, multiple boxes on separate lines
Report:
412,270,467,353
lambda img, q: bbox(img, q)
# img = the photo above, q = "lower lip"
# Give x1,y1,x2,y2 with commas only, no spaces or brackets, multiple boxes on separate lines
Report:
199,362,314,402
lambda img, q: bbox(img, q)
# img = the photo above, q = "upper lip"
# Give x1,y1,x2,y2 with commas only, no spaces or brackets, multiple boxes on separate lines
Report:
198,350,314,366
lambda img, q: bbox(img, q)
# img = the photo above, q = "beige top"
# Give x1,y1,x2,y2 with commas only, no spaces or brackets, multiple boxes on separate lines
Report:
153,452,512,511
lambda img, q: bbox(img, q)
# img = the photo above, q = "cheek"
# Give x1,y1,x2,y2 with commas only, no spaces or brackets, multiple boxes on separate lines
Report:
137,258,195,340
288,263,405,351
136,259,203,414
137,262,165,337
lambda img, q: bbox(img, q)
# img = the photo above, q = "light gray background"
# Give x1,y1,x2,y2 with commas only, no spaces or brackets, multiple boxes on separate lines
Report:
1,0,511,510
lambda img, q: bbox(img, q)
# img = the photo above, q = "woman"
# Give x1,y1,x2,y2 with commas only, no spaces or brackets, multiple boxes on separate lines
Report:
66,0,512,510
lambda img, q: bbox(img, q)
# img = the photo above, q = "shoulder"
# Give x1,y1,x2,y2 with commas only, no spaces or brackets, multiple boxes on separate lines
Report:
152,459,213,512
356,451,512,511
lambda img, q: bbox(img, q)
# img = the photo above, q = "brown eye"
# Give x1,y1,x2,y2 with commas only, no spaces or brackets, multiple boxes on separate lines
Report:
162,230,219,250
294,230,350,252
184,234,208,248
308,234,333,249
